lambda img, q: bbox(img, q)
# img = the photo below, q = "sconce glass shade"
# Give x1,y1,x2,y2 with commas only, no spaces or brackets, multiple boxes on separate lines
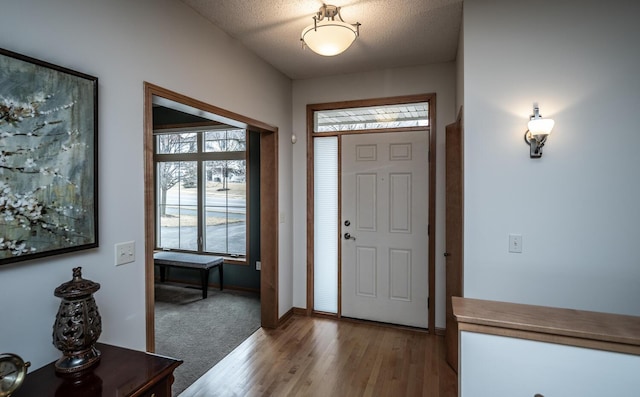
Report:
301,20,358,56
525,106,554,158
527,117,555,136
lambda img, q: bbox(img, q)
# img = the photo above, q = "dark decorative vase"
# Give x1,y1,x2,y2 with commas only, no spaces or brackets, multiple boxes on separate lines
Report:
52,267,102,375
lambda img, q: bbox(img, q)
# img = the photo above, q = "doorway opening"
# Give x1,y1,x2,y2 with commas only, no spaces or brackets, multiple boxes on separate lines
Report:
306,94,436,331
143,83,279,355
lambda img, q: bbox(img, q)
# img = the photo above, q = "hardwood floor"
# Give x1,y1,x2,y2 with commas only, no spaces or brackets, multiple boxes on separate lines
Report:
180,315,458,397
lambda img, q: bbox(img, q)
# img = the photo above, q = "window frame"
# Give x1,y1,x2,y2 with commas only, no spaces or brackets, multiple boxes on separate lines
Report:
153,127,248,259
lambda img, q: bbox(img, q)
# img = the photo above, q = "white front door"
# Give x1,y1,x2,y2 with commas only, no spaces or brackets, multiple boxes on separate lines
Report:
341,131,429,328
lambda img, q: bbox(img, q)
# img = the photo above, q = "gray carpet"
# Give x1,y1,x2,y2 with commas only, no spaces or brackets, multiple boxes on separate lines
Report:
154,283,261,396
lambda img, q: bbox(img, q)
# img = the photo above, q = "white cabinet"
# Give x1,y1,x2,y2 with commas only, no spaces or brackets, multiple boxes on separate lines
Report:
461,330,640,396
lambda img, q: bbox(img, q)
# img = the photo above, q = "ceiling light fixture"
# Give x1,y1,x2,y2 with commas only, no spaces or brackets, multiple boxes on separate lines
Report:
300,4,361,57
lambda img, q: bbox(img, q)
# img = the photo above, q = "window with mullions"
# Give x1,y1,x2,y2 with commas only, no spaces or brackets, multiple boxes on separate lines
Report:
155,129,247,256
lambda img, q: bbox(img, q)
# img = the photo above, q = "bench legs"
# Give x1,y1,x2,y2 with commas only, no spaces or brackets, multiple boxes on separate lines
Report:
199,265,223,299
157,263,223,299
219,265,224,291
200,269,209,299
160,265,167,282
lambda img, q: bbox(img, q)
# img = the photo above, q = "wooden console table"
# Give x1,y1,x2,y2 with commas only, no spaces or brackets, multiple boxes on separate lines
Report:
13,343,182,397
154,251,224,299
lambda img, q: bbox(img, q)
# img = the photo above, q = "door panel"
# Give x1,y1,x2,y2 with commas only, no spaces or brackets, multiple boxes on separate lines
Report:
389,173,412,232
389,249,411,300
341,131,429,328
356,247,377,297
356,174,377,231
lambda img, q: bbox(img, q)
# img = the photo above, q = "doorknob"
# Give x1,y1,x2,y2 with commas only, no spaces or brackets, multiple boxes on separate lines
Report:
344,220,351,226
444,252,451,257
344,233,356,241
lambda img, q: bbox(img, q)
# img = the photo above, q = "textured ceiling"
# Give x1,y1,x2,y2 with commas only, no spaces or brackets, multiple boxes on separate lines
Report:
181,0,463,80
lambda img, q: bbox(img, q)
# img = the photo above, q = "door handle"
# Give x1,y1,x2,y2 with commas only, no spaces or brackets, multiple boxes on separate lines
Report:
444,252,451,257
344,233,356,241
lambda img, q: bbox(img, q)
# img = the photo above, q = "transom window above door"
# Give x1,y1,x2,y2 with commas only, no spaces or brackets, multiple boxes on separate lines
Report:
314,102,428,132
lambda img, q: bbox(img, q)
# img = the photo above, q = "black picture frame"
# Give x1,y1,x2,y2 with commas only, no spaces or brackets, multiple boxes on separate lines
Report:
0,48,98,265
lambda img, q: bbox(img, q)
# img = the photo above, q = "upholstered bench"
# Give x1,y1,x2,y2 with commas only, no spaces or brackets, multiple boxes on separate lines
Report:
153,251,224,299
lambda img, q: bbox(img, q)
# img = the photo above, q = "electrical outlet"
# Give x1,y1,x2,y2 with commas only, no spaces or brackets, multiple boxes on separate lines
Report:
256,261,261,271
115,241,135,265
509,234,522,253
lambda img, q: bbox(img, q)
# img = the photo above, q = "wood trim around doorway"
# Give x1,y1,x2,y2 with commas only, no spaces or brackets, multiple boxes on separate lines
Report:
306,94,437,332
143,82,279,352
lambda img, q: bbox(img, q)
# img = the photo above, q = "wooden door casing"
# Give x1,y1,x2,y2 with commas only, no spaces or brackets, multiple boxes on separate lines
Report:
444,110,463,372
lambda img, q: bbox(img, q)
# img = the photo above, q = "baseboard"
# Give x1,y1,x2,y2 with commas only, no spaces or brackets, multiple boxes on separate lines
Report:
279,307,315,323
292,307,309,316
434,327,446,336
278,308,295,325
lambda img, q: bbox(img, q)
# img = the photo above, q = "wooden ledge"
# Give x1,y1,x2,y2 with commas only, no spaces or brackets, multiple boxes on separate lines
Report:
452,297,640,355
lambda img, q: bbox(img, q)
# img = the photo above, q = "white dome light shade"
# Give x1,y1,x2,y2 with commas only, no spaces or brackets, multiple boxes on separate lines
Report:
301,20,358,56
527,117,555,136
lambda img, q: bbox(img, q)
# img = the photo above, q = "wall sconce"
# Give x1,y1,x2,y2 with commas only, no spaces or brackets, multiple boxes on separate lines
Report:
524,105,554,158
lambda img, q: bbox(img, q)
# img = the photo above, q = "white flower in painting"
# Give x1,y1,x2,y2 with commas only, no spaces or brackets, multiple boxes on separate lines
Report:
32,92,46,103
24,158,36,169
3,210,14,221
10,241,28,255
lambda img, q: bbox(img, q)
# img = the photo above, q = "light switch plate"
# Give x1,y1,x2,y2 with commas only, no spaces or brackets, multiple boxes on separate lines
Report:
509,234,522,253
115,241,135,265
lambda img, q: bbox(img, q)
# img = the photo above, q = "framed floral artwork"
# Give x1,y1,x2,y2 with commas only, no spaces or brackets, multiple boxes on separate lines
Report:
0,48,98,265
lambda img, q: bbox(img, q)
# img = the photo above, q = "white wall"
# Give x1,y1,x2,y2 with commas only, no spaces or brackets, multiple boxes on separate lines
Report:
463,0,640,315
461,331,640,396
456,13,464,115
0,0,293,369
292,64,457,329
